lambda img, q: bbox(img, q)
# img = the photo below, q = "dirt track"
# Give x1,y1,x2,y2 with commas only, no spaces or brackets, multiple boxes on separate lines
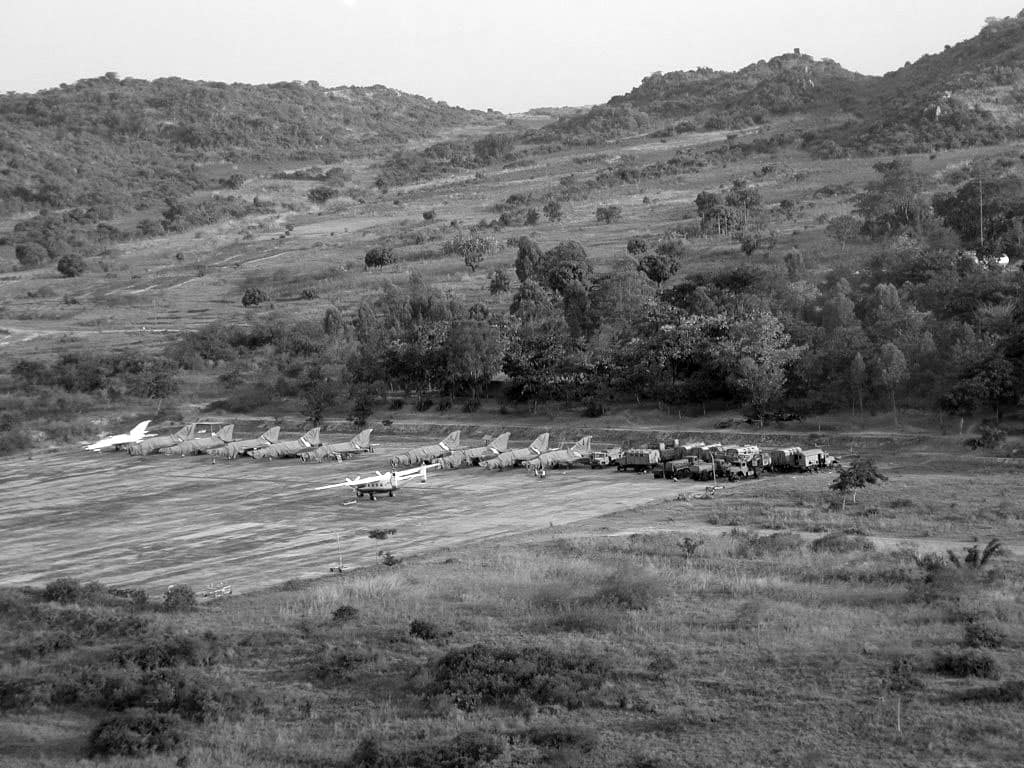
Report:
0,437,689,595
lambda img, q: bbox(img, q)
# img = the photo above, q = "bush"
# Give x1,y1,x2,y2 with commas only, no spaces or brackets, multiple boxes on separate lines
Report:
734,531,804,558
523,725,598,753
932,650,1000,679
364,246,394,271
163,585,197,612
582,399,605,417
368,528,397,540
88,709,185,757
960,680,1024,704
332,605,360,623
810,532,875,554
594,565,666,609
963,621,1006,649
409,619,439,640
345,731,504,768
388,398,404,410
42,577,87,604
56,253,86,277
595,205,622,224
241,287,269,307
462,398,481,413
429,644,609,710
115,632,222,669
415,398,434,412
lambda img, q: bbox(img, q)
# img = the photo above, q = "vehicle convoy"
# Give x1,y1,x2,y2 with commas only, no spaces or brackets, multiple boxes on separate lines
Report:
657,454,717,480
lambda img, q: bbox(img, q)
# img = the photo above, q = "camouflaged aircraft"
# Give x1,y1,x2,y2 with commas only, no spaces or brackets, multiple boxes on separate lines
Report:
299,429,374,463
126,423,196,455
389,431,460,468
478,433,549,470
160,425,235,456
249,427,321,460
440,432,510,469
208,426,282,459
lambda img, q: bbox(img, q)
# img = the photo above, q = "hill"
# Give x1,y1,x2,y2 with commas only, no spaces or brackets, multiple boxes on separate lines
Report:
537,11,1024,154
0,74,493,213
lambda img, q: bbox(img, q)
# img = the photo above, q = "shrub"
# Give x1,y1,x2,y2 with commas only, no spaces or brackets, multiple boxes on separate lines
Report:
56,254,86,277
368,528,397,540
364,246,394,271
734,531,804,558
415,398,434,412
960,680,1024,704
42,577,86,604
462,399,481,413
932,650,999,679
332,605,360,623
241,287,269,307
428,644,609,710
810,532,875,554
963,621,1006,649
524,725,598,752
115,632,222,669
595,205,622,224
409,619,439,640
88,710,185,757
163,585,197,612
422,210,435,221
582,399,605,417
594,564,667,609
388,398,405,410
345,731,504,768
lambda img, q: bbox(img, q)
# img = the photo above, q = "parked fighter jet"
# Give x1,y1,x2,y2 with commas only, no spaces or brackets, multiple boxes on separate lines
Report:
524,436,594,470
250,427,321,460
441,432,510,469
315,462,438,501
300,429,374,463
389,431,460,467
207,426,281,459
127,423,197,456
161,425,234,456
84,420,155,452
479,433,549,470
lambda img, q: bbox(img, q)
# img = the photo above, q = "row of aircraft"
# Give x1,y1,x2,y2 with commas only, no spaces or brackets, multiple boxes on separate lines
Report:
85,421,600,500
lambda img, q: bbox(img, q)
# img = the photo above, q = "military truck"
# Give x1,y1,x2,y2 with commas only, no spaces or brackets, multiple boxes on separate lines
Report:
723,459,759,481
657,454,716,481
795,448,837,472
618,447,663,473
589,446,623,468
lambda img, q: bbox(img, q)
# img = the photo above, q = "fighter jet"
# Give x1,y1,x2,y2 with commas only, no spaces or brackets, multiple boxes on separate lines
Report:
126,423,197,456
250,427,321,460
441,432,510,469
207,426,282,459
160,425,235,456
479,433,549,470
524,436,594,471
300,429,374,463
389,431,460,468
84,420,155,452
315,462,438,501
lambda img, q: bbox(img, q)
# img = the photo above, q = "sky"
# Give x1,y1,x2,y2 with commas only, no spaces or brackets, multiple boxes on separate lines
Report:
2,1,1022,113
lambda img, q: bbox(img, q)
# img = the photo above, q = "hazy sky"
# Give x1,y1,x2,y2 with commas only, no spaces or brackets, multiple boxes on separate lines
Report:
2,1,1022,112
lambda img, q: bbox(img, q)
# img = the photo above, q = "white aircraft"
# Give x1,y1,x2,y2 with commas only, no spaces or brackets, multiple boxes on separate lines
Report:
84,420,155,452
315,463,439,501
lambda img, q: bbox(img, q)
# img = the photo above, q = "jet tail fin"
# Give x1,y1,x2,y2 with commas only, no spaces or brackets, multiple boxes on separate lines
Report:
570,436,592,454
440,430,460,450
261,426,281,442
489,432,510,452
216,424,235,441
172,423,196,440
354,428,373,448
300,427,321,446
529,432,550,454
129,420,152,439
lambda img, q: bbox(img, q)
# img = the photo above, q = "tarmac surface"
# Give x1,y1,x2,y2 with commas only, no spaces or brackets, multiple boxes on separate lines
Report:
0,436,688,595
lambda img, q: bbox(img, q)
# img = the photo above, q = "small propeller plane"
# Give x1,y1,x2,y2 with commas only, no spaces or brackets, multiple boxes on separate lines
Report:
84,420,155,452
315,462,439,501
300,428,375,463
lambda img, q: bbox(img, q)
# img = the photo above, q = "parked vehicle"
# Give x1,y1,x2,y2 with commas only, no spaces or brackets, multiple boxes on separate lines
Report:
590,447,623,468
619,447,662,472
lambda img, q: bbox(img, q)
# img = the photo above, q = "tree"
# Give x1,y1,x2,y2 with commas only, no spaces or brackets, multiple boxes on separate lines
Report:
442,233,495,272
443,320,506,398
855,159,929,238
308,186,341,204
850,352,867,415
933,164,1024,255
831,456,888,509
783,248,804,280
56,254,86,277
15,242,49,268
537,240,592,295
364,246,394,271
595,205,622,224
323,307,344,336
720,310,802,426
241,287,269,307
525,207,540,225
542,200,562,222
626,236,648,255
825,215,861,251
488,267,512,294
636,253,678,285
875,342,908,425
513,236,544,282
300,367,337,425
